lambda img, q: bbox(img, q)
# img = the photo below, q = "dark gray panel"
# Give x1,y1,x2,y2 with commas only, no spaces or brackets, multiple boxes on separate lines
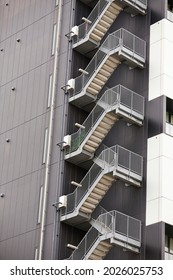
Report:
146,222,165,260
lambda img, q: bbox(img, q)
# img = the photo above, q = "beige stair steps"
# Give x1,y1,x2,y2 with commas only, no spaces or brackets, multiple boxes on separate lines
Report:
88,240,112,260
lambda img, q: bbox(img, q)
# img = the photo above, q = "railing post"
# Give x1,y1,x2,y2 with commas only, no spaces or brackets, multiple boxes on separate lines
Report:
129,151,131,177
127,216,129,245
133,35,135,59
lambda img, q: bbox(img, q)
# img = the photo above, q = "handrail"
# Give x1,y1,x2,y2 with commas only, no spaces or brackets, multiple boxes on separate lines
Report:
65,85,144,155
71,28,146,97
62,145,143,217
68,209,141,260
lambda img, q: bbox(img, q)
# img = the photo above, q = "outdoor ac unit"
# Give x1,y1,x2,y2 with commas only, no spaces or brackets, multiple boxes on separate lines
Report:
59,195,67,208
71,26,79,37
66,79,75,91
63,135,71,148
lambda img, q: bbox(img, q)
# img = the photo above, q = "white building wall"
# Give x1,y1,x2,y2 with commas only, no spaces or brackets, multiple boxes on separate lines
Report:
146,133,173,226
149,19,173,101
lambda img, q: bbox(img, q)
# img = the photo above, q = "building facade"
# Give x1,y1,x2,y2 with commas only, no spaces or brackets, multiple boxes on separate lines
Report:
0,0,173,260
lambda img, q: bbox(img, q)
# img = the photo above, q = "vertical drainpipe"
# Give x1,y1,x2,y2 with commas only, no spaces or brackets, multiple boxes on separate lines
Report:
38,0,63,260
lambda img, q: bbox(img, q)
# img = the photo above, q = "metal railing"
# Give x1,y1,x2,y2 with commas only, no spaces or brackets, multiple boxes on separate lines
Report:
73,0,109,44
71,28,146,98
68,210,141,260
62,145,143,217
73,0,147,45
65,85,144,156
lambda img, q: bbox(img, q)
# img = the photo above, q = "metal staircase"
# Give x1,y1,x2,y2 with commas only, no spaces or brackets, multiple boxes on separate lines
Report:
72,0,147,55
67,28,146,108
64,85,144,164
68,209,141,260
60,145,143,226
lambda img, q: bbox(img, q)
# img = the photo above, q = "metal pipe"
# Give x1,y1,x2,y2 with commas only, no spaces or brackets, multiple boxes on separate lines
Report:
38,0,63,260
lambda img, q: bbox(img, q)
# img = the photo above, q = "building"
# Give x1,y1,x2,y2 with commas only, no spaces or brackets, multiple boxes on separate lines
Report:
0,0,173,260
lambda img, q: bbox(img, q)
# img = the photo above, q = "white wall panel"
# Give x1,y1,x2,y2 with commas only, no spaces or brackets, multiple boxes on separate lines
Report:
149,19,173,101
147,133,173,226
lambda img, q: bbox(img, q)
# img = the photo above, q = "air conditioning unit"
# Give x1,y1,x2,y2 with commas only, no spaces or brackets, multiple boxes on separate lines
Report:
71,26,79,37
58,195,67,208
63,135,71,148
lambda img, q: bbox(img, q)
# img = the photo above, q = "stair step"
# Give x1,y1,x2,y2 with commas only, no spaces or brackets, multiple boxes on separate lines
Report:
103,174,114,182
92,77,105,86
90,82,102,91
99,121,112,129
102,64,114,73
99,68,111,77
102,14,114,24
100,177,112,185
92,28,104,37
102,116,115,125
86,196,99,204
87,139,99,148
97,73,108,82
80,206,93,214
95,23,107,33
96,126,108,134
93,248,106,257
108,5,121,14
87,86,98,95
102,63,114,73
90,192,102,200
105,10,117,19
83,144,95,153
111,2,123,11
106,59,118,68
90,33,102,42
99,19,110,29
97,182,110,190
89,254,101,260
97,244,110,252
100,240,112,248
89,135,103,143
109,56,120,64
83,201,96,209
93,130,105,138
93,187,106,196
107,112,117,121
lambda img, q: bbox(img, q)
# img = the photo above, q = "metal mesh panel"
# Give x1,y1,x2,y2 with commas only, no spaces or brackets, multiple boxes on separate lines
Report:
115,211,128,236
117,146,130,170
132,91,144,114
130,152,143,175
128,217,141,241
120,86,131,109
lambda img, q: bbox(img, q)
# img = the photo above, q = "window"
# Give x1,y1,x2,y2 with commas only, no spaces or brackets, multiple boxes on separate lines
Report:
168,0,173,12
166,112,173,125
42,128,48,164
51,24,57,56
165,235,173,259
37,185,44,224
47,74,53,108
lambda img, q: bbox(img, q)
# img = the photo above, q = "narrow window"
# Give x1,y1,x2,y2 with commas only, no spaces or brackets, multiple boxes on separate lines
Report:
37,185,43,224
47,74,53,108
35,248,38,260
42,128,48,164
51,24,57,56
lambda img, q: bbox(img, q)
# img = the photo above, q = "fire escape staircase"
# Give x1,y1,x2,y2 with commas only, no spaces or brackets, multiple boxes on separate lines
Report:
60,145,143,226
71,0,147,55
64,85,144,165
67,28,146,108
67,208,141,260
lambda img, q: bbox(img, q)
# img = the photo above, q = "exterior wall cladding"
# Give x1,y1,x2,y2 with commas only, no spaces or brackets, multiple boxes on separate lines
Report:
0,0,170,260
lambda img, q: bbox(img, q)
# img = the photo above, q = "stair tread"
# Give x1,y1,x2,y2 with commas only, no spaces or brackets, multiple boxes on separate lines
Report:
89,81,102,90
83,144,95,153
89,135,103,143
87,86,98,95
95,126,108,134
95,23,108,33
100,240,112,248
97,182,110,190
102,14,114,24
103,174,114,182
99,68,111,77
102,116,115,125
86,197,99,204
96,73,108,82
105,10,117,19
106,112,117,121
92,28,104,37
93,248,106,257
93,130,105,138
99,19,110,29
100,178,112,185
99,121,112,129
92,77,105,86
90,192,102,200
87,139,100,148
90,33,102,42
80,206,93,214
83,201,96,209
111,2,123,11
93,187,106,195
